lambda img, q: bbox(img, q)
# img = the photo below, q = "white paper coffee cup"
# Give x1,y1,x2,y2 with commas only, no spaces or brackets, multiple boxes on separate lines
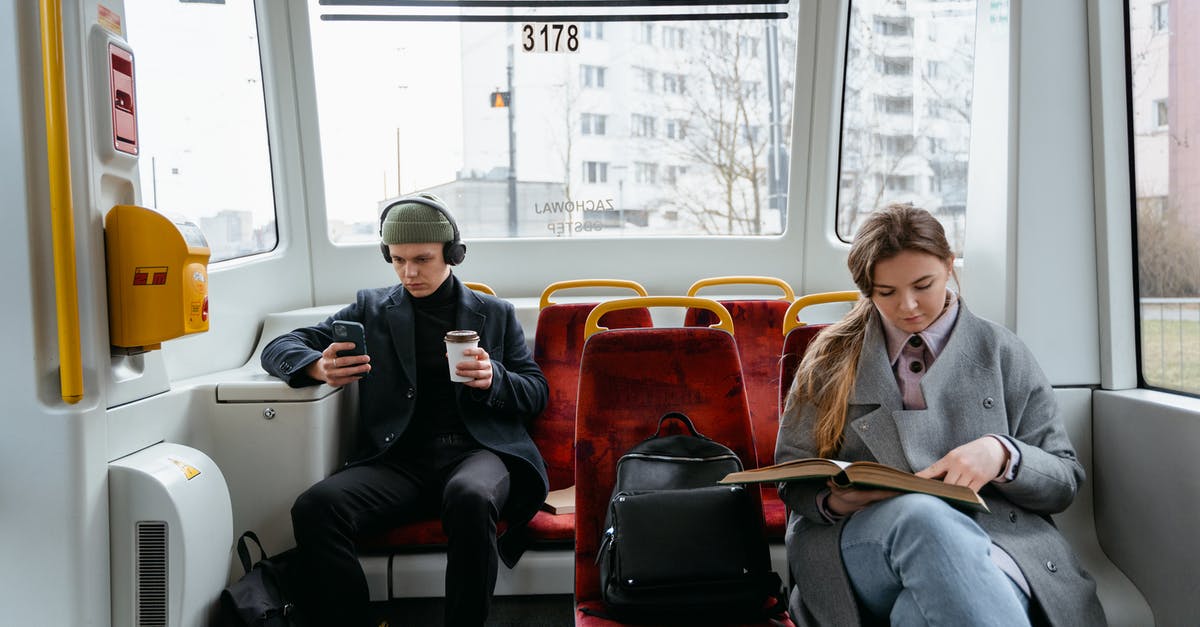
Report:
445,330,480,383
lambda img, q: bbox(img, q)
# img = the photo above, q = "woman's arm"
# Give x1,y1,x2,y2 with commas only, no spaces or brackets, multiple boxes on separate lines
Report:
775,400,835,523
989,338,1085,514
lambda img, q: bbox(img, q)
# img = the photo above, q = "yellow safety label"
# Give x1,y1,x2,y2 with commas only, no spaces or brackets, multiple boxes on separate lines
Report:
169,458,201,480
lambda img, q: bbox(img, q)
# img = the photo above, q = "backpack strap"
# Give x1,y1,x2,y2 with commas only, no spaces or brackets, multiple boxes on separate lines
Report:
649,411,712,441
235,530,267,575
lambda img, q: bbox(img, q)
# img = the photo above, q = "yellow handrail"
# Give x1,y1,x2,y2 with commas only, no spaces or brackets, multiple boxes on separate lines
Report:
585,296,734,339
782,291,860,335
40,0,83,404
463,281,496,296
539,279,648,310
686,275,796,301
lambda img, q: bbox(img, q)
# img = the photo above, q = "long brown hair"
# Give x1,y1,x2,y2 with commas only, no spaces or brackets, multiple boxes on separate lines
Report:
789,204,955,457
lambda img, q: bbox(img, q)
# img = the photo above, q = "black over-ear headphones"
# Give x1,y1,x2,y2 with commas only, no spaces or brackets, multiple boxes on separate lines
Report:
378,194,467,265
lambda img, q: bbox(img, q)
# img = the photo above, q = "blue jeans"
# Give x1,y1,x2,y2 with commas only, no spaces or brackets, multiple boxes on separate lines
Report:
840,493,1031,626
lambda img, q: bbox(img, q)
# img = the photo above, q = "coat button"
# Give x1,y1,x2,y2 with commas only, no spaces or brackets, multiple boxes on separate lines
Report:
983,397,995,409
1008,511,1017,523
406,388,415,399
384,433,394,443
1045,560,1057,573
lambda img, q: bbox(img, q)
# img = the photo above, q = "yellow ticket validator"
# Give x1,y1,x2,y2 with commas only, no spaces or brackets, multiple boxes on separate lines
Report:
104,205,210,351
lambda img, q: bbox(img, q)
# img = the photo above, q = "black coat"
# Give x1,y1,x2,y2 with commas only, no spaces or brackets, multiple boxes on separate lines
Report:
261,276,549,565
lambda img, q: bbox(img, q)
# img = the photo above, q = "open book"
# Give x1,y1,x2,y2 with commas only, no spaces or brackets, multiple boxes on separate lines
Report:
720,459,989,513
541,485,575,515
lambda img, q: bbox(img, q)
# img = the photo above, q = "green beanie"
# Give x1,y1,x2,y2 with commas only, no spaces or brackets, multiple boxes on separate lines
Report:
381,201,455,245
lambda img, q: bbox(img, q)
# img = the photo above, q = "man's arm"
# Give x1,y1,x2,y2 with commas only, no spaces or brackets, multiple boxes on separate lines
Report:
470,301,548,418
261,302,364,388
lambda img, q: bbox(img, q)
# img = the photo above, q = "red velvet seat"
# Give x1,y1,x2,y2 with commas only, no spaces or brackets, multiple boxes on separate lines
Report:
684,276,795,540
528,280,652,545
777,291,861,418
771,292,861,539
573,297,792,626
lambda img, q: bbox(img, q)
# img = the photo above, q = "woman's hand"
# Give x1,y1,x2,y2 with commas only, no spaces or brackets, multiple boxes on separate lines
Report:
825,482,899,516
915,436,1008,492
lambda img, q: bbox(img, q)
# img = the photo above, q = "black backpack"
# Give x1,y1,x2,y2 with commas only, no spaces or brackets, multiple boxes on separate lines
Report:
595,412,785,623
217,531,310,627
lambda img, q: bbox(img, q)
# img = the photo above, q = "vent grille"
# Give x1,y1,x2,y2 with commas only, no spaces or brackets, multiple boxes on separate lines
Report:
135,521,168,627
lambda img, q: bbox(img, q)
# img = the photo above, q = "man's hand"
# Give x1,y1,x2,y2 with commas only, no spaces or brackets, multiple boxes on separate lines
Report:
305,342,371,387
915,436,1008,492
454,346,493,390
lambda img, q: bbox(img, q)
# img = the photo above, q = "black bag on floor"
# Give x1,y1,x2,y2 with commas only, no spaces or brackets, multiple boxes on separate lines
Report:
596,412,785,623
216,531,309,627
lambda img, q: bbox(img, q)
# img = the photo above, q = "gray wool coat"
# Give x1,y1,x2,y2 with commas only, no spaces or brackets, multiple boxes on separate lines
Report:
775,302,1106,626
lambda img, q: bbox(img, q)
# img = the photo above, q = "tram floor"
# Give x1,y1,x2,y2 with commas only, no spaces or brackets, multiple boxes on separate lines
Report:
368,593,575,626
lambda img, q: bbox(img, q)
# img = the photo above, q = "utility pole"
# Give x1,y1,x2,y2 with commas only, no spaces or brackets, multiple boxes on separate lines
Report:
506,45,518,236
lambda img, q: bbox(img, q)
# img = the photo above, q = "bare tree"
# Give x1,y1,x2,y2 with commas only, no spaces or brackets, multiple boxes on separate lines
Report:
666,22,778,235
1137,202,1200,297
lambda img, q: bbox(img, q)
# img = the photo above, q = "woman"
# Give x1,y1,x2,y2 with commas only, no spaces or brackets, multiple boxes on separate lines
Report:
776,205,1104,626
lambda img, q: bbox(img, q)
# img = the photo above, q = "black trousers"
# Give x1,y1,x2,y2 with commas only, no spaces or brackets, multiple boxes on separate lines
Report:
291,435,512,627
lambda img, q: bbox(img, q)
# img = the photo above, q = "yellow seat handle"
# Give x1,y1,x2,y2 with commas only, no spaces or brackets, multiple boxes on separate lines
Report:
585,296,734,339
783,291,861,335
686,275,796,301
463,281,496,296
539,279,648,310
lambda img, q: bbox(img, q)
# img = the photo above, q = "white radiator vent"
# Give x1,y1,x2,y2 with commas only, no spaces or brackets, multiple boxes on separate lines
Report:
135,521,168,627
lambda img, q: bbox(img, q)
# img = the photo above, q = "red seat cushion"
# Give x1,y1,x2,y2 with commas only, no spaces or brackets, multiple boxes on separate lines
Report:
761,491,788,540
526,510,575,544
356,518,448,551
355,518,510,552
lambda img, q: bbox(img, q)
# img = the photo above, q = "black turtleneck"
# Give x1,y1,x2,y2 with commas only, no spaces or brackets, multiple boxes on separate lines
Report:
399,273,468,449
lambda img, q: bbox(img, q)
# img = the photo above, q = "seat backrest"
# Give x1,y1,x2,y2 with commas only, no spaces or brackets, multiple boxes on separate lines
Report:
779,324,829,416
530,280,652,490
684,277,795,470
686,300,790,468
573,298,761,605
778,292,861,419
463,281,496,296
532,304,651,489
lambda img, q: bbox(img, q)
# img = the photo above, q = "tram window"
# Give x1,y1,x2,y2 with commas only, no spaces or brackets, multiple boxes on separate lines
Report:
124,0,277,263
308,0,798,239
836,0,977,256
1129,0,1200,395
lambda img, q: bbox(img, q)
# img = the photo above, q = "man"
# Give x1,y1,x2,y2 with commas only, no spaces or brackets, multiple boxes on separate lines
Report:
261,194,549,626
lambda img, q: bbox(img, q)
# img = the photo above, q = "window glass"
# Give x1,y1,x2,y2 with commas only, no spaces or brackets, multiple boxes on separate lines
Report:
1130,0,1200,394
124,0,276,262
837,0,977,256
308,1,798,239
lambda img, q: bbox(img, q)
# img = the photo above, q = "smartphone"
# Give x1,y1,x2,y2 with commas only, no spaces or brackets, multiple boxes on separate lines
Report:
331,320,367,358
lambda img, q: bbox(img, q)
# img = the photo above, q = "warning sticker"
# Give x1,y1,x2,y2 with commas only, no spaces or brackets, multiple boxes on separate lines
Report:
168,458,201,480
98,5,122,36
